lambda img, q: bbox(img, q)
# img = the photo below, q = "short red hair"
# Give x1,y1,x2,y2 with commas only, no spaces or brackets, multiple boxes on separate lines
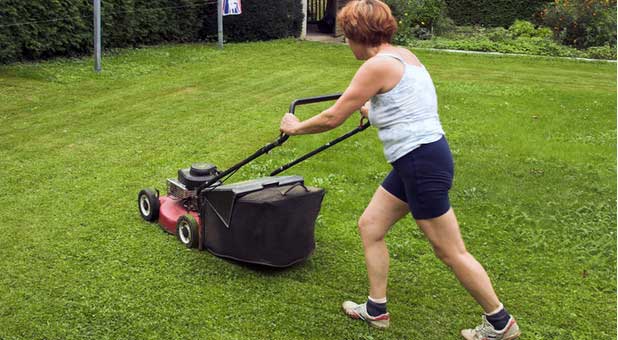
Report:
337,0,398,46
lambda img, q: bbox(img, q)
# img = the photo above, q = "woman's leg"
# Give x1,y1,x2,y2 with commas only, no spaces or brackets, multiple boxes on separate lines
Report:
358,186,409,299
415,208,501,313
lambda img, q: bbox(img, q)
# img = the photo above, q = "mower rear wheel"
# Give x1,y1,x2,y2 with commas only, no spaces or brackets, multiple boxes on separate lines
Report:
176,214,198,248
138,188,160,222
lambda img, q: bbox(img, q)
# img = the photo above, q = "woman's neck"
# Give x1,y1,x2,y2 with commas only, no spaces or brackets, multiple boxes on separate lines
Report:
365,43,394,59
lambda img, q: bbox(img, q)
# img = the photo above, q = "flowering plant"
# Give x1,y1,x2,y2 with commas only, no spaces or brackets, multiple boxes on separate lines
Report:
537,0,617,48
386,0,451,40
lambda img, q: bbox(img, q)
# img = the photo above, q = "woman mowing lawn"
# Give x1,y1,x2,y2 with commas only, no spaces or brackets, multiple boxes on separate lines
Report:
279,1,521,339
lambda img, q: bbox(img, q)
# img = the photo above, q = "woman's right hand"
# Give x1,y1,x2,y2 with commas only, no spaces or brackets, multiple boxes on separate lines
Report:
280,113,301,136
360,101,370,118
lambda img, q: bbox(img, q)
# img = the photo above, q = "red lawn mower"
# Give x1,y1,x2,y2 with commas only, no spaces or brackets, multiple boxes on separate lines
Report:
137,94,369,267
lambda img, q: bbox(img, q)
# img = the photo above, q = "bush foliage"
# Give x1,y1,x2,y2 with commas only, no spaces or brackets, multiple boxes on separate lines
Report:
203,0,303,42
537,0,617,49
509,20,553,39
0,0,303,64
386,0,617,60
385,0,453,41
444,0,549,27
407,23,617,60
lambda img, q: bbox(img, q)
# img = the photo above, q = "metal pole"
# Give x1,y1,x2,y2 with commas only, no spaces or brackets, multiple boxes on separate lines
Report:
217,0,223,49
94,0,101,72
301,0,307,39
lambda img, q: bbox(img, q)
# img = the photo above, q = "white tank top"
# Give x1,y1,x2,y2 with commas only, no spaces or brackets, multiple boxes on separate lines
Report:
369,53,445,163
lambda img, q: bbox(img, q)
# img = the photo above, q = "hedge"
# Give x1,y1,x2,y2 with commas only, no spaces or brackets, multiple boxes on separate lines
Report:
444,0,550,27
206,0,303,42
0,0,303,64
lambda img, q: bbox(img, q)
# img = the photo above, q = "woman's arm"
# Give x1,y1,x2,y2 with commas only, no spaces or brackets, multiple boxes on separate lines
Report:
280,59,389,135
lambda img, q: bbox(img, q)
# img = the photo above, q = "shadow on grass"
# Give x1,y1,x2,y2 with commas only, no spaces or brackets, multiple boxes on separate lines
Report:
205,249,315,276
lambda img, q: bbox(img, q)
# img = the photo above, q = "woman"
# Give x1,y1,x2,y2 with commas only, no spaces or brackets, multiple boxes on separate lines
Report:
279,1,520,339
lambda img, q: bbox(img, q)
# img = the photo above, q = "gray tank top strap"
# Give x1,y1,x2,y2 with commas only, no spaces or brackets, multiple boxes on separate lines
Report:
376,53,406,65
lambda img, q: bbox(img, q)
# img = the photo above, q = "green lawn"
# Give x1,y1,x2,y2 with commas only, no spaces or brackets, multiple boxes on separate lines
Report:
0,39,615,340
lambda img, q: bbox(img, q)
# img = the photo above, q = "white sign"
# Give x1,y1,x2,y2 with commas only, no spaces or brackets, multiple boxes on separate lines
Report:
222,0,242,16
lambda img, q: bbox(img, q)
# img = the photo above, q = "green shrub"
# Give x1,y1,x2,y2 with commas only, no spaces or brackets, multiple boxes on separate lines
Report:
0,1,91,63
506,36,583,57
509,20,537,38
405,35,607,58
438,24,550,42
440,25,486,39
537,0,617,49
0,0,303,64
509,20,553,39
386,0,450,41
432,13,456,35
403,12,615,60
584,45,617,59
204,0,304,42
444,0,548,27
486,27,512,42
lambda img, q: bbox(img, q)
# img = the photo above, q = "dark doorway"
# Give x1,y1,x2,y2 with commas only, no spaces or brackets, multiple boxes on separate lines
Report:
307,0,336,35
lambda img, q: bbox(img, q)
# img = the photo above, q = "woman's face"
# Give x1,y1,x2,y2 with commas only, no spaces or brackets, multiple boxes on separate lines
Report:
347,39,368,60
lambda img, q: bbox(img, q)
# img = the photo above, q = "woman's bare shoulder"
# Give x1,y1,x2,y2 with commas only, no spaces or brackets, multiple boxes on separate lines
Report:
395,46,423,66
362,53,402,73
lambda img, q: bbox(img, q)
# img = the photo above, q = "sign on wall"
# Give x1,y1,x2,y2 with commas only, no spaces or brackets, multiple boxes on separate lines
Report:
222,0,242,16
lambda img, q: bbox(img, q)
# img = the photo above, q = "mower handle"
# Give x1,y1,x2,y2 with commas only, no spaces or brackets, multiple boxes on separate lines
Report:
270,117,371,176
278,93,343,145
197,93,344,193
289,93,342,115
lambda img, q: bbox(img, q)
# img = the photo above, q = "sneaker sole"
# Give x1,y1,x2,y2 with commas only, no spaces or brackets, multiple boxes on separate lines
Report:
504,331,521,340
461,330,521,340
341,307,389,329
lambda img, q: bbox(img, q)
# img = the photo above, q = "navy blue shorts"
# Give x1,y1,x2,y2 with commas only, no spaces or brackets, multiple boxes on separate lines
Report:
382,136,454,220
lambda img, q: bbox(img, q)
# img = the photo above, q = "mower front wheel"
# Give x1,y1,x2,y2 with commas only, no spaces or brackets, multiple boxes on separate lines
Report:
176,214,199,248
138,188,160,222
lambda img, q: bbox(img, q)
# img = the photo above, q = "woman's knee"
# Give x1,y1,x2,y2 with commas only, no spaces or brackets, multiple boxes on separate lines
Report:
433,245,468,267
357,214,386,243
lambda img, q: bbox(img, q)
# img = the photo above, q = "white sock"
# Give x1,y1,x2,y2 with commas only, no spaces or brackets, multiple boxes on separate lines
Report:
485,303,504,316
368,296,387,304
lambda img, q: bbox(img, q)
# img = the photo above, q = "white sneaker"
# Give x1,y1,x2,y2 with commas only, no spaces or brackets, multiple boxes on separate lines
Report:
461,315,521,340
342,300,390,329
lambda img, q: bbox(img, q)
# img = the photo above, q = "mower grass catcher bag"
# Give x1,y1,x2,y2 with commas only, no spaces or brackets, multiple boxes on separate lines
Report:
201,176,325,267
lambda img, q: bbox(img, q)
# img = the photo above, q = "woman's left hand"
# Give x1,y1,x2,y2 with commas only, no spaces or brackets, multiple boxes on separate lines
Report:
360,101,370,118
280,113,301,135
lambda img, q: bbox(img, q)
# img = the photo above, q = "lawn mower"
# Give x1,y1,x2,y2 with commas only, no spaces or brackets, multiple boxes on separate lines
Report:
137,94,370,267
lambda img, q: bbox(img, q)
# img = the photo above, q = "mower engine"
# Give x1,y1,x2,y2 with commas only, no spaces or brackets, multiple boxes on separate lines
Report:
167,163,220,211
138,163,220,248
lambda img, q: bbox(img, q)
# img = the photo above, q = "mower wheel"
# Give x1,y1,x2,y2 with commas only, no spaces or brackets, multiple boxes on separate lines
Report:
176,214,198,248
138,188,160,222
